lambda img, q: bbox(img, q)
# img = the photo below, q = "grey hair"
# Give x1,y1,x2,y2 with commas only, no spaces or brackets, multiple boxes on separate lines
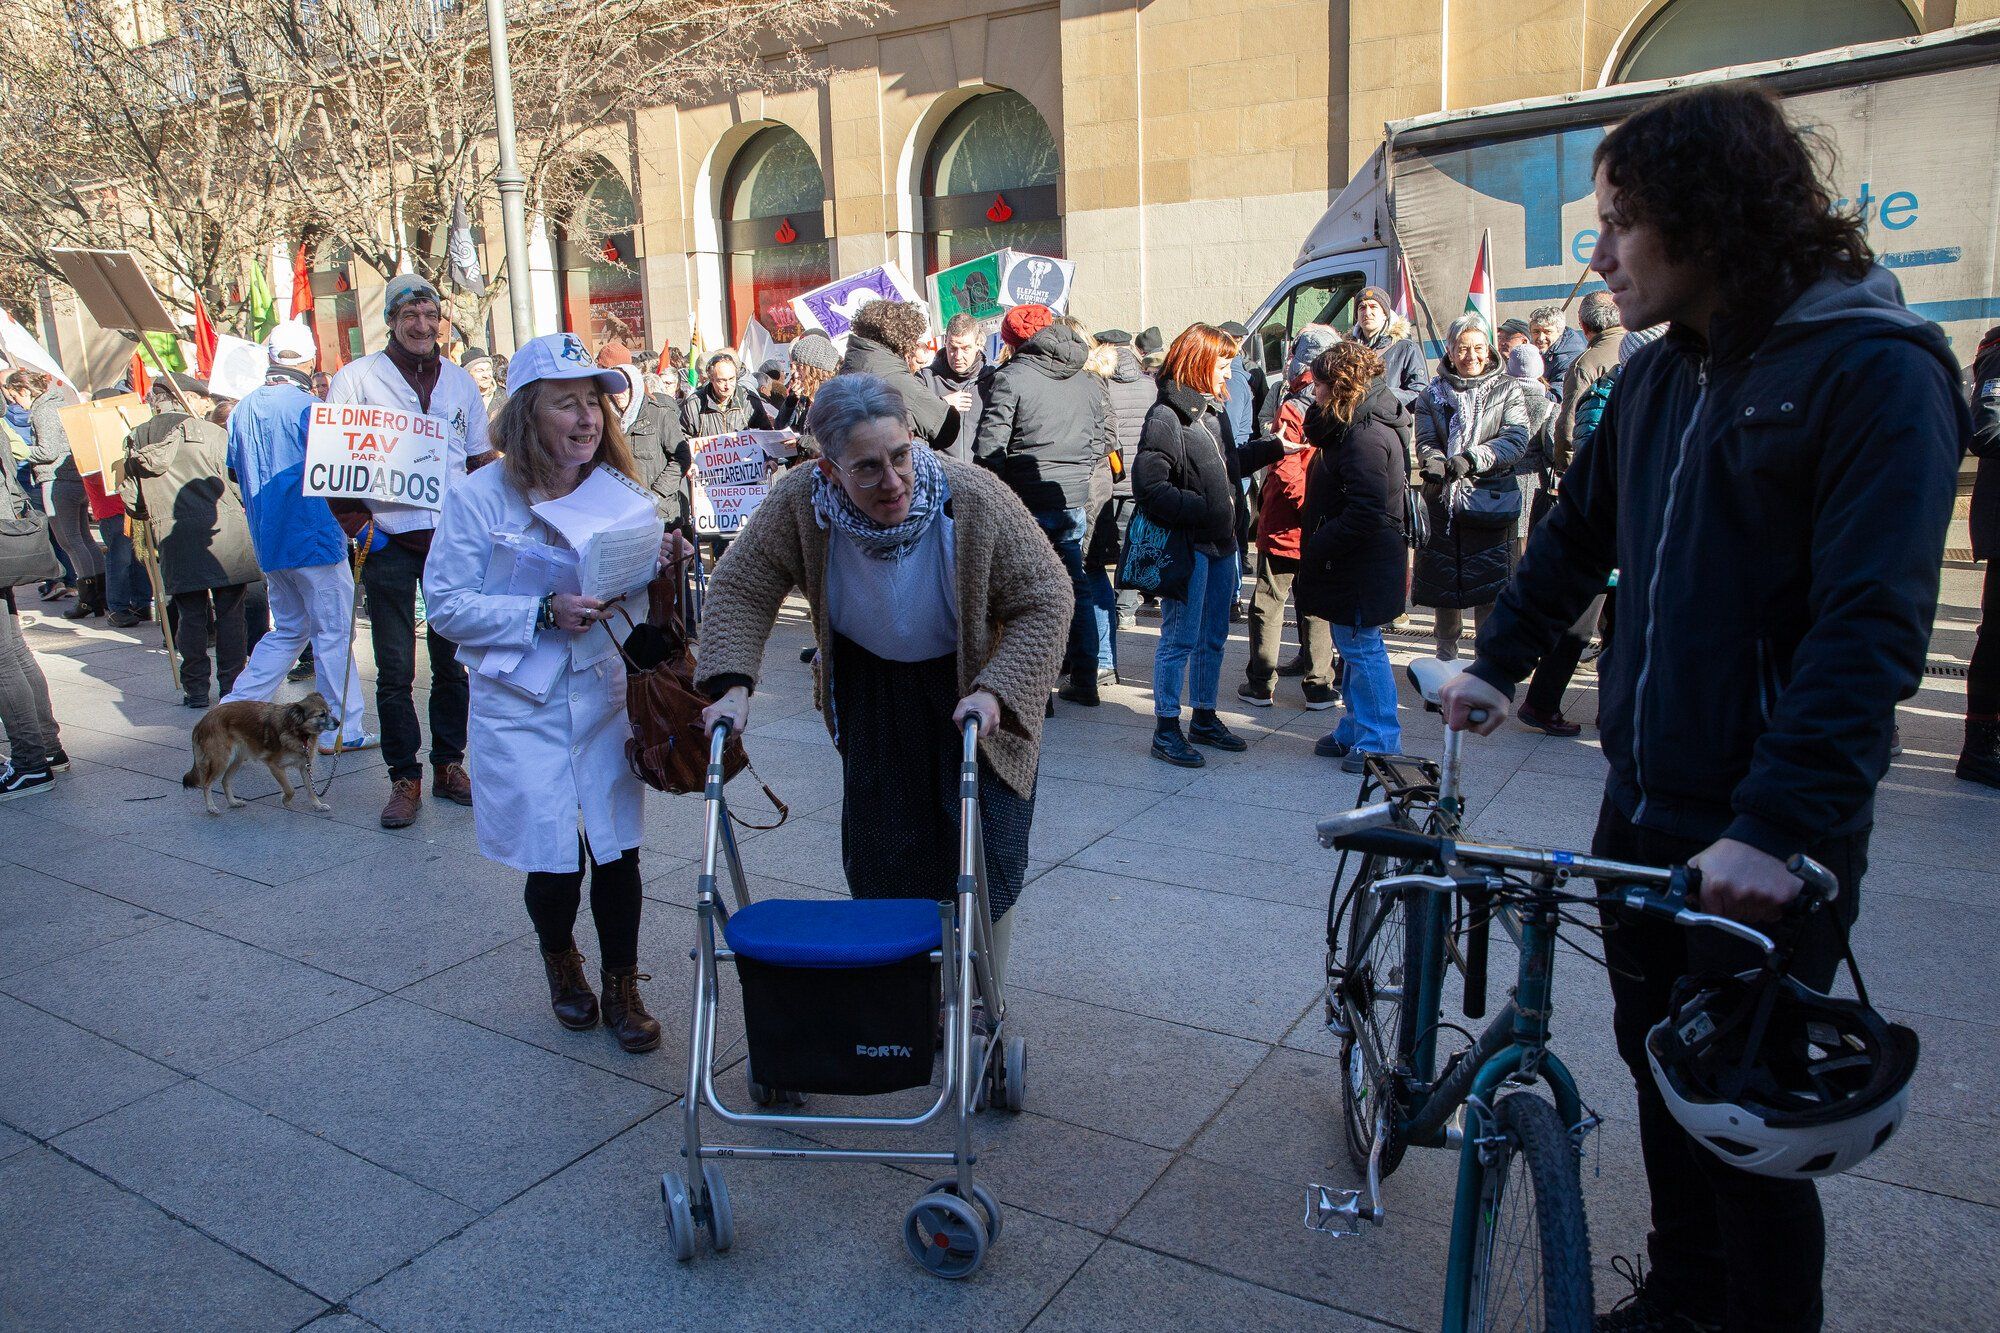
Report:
1529,305,1566,333
804,373,908,461
705,351,739,373
1578,291,1622,334
944,312,977,338
1446,312,1491,347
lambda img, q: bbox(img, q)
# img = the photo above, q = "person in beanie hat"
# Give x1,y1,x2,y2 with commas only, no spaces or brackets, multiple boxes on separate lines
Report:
775,332,840,460
788,330,838,376
1239,324,1342,710
1001,303,1056,349
327,270,492,828
1349,286,1431,406
1135,326,1165,372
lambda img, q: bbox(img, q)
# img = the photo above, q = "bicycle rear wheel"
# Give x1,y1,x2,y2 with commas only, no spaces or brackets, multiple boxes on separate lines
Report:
1336,854,1420,1177
1464,1092,1594,1333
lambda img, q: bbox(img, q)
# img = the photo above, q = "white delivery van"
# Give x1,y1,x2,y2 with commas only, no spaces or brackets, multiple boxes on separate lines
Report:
1245,21,2000,377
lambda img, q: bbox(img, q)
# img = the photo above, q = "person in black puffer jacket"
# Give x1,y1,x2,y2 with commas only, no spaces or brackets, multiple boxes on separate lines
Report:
840,299,960,456
1295,342,1409,771
1131,323,1288,766
919,312,988,443
1411,313,1530,659
1962,323,2000,787
975,306,1112,703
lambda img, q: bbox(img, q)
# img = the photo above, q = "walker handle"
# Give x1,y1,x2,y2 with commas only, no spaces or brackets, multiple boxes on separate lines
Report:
709,719,731,770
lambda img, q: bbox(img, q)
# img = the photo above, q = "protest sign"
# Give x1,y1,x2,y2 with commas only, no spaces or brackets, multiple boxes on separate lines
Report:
207,335,267,401
789,262,923,343
58,393,145,491
930,252,1008,329
999,251,1075,314
687,429,796,538
302,402,449,510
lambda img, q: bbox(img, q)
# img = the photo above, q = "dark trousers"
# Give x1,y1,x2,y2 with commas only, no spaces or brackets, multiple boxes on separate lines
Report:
1591,797,1866,1333
1969,558,1998,719
173,584,248,695
524,845,642,970
99,516,149,614
1524,593,1604,714
1034,506,1096,679
1246,550,1334,687
359,539,467,782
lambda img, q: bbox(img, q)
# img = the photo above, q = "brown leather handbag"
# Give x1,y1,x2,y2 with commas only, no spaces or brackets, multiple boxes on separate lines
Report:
611,560,786,826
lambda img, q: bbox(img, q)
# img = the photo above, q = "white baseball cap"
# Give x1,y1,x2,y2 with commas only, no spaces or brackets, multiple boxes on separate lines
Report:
506,333,627,395
266,319,317,367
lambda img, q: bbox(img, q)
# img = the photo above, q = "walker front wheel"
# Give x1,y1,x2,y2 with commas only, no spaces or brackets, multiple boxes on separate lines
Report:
660,1172,696,1262
700,1163,735,1253
902,1191,989,1279
1001,1036,1027,1112
925,1177,1003,1243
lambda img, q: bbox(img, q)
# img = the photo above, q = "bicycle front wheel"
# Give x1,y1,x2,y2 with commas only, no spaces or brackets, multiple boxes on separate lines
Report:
1464,1092,1594,1333
1336,854,1419,1177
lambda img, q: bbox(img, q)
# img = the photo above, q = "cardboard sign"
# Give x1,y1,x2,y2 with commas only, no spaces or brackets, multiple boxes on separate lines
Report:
58,394,146,491
687,429,796,538
931,251,1008,328
789,262,923,343
302,402,448,509
999,251,1074,314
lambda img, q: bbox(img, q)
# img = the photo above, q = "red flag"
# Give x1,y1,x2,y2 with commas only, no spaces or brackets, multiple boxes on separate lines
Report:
128,350,151,399
290,243,314,318
192,295,219,377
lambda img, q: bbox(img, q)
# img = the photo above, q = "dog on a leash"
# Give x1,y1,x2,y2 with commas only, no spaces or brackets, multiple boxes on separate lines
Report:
182,694,334,815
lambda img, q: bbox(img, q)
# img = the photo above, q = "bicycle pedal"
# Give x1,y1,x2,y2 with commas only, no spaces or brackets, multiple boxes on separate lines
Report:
1304,1183,1380,1237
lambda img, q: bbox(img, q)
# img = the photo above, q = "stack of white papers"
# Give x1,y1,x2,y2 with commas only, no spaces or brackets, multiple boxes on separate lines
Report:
531,467,665,604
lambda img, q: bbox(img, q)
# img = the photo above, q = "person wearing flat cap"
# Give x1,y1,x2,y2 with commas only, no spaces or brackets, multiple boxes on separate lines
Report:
327,272,495,829
424,332,695,1054
120,373,261,708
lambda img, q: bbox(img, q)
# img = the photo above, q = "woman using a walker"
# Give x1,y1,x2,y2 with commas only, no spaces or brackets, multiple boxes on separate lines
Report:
695,372,1071,984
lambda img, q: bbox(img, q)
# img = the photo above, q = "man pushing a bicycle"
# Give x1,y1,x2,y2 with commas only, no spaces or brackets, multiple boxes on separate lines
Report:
1439,86,1967,1332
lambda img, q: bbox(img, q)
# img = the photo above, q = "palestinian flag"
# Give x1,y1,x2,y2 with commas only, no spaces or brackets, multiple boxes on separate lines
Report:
1392,252,1415,324
1463,229,1495,344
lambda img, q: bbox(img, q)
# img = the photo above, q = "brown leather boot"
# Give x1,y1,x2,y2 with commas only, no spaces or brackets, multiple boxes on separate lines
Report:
433,762,473,807
380,777,423,829
540,948,599,1030
600,966,662,1052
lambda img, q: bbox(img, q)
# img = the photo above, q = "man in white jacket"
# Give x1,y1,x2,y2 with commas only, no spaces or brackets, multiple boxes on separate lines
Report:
327,274,494,828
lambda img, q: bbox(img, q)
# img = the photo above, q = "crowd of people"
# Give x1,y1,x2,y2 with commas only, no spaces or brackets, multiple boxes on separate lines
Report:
1,79,1997,1333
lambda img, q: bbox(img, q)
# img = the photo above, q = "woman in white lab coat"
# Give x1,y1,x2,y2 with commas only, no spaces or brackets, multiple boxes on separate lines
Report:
425,332,686,1054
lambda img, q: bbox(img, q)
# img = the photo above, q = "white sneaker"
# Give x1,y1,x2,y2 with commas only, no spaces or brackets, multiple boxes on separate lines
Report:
318,731,381,755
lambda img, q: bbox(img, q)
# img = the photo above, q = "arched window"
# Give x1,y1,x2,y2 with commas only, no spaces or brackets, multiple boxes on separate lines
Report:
921,91,1061,274
308,241,362,370
555,167,644,353
1613,0,1917,83
722,126,830,344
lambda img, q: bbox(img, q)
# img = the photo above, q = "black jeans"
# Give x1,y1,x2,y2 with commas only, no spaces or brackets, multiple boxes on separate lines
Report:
524,845,642,970
1591,796,1866,1333
360,539,467,782
173,584,248,695
1969,557,1998,719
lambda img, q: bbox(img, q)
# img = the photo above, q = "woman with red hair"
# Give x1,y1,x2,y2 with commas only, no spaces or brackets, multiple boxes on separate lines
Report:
1130,324,1292,766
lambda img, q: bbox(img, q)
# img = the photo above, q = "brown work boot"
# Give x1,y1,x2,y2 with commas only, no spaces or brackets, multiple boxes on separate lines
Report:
600,966,662,1052
541,948,599,1031
380,777,423,829
433,761,474,807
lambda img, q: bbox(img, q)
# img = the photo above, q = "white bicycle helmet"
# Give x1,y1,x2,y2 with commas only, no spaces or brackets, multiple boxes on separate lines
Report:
1646,966,1918,1179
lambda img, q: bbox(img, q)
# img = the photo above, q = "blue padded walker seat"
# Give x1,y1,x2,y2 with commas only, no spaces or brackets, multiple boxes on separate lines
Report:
725,898,944,969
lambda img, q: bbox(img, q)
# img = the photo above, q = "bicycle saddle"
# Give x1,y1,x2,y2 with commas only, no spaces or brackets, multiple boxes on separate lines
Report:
1406,657,1467,709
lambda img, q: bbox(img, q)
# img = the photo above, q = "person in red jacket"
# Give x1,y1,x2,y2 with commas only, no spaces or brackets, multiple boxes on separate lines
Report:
1238,326,1340,710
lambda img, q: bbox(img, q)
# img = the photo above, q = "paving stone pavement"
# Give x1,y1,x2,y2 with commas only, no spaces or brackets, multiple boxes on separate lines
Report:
1,569,1993,1331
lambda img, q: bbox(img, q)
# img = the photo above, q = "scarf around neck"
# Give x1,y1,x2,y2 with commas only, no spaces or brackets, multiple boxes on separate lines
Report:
811,442,948,561
384,338,441,413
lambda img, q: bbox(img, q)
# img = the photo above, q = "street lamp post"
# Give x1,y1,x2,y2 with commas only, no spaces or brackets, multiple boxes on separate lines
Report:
486,0,537,349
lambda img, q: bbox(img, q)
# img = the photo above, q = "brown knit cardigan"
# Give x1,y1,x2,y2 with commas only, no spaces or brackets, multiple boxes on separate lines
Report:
695,456,1072,797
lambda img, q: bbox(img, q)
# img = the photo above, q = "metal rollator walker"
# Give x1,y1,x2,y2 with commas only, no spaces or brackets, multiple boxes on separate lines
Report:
663,717,1025,1278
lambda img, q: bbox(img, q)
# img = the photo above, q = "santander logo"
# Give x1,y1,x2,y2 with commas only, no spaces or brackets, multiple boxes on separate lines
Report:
774,218,797,245
986,194,1013,224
